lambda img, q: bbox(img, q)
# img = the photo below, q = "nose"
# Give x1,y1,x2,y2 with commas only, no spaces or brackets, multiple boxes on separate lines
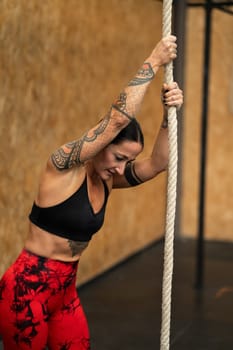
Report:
115,162,126,176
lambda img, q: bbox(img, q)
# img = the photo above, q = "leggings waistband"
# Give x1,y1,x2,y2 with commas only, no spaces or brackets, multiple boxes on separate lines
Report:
22,248,79,267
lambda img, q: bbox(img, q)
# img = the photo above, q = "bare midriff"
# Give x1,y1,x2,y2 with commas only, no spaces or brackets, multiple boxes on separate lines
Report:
24,222,89,262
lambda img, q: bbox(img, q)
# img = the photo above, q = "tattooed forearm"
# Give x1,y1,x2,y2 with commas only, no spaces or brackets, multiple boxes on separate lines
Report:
128,62,154,86
68,240,89,257
112,62,155,120
111,63,154,120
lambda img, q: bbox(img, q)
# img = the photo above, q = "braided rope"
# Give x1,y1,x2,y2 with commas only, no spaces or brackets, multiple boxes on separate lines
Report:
160,1,178,349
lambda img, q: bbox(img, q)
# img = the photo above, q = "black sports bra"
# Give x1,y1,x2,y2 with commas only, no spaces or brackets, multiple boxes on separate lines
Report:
29,177,109,242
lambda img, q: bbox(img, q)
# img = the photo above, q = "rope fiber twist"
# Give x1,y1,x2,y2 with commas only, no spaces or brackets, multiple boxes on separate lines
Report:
160,1,178,349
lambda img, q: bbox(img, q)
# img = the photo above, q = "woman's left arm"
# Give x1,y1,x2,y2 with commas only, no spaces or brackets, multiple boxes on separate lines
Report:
113,82,183,188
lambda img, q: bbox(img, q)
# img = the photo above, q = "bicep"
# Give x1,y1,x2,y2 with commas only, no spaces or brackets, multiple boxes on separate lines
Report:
50,139,84,171
112,158,165,189
112,161,144,189
50,113,129,172
50,116,112,171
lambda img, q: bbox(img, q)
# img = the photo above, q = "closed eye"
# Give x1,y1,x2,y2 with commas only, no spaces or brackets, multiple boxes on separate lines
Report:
115,155,126,162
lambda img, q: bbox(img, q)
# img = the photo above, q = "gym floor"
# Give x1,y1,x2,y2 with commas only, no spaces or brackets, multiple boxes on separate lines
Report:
0,239,232,349
78,239,233,350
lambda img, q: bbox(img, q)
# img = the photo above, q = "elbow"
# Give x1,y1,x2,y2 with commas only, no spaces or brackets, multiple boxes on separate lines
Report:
110,105,133,129
149,154,168,178
160,156,169,172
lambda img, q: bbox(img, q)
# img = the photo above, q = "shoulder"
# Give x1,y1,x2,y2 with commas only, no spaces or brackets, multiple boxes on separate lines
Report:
35,160,86,207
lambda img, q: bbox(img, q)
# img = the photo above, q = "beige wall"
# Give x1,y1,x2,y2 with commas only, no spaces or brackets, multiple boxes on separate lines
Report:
181,7,233,241
0,0,167,285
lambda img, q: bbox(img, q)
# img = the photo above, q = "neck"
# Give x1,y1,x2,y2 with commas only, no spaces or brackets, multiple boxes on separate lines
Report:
85,161,100,181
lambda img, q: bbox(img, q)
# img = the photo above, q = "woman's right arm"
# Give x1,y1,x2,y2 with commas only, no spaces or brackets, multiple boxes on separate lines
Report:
49,35,177,171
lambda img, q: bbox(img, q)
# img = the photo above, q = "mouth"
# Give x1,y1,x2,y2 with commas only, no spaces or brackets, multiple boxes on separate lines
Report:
106,169,115,176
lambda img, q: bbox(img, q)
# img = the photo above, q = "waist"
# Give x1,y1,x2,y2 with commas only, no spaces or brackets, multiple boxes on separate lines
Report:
22,248,79,269
25,223,90,262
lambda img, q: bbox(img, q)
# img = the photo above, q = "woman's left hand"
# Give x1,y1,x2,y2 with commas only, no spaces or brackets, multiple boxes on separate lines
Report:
162,82,183,111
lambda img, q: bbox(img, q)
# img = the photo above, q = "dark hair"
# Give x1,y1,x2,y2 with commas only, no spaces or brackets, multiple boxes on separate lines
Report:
111,118,144,147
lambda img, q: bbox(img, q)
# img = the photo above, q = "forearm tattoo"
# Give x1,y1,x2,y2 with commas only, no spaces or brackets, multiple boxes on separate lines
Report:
124,161,143,187
112,62,155,120
68,240,89,257
128,62,154,86
51,115,110,170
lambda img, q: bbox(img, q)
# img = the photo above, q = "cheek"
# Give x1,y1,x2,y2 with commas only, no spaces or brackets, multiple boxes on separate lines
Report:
103,152,115,167
97,149,114,168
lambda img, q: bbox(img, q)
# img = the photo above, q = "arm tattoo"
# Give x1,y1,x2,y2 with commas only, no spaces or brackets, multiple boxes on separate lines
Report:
114,92,127,111
83,114,110,142
124,161,143,187
68,240,89,257
112,104,134,121
111,62,155,120
51,139,84,170
51,115,110,170
112,92,134,120
128,62,154,86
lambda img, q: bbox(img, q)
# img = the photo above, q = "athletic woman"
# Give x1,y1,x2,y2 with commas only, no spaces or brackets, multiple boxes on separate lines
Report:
0,35,183,350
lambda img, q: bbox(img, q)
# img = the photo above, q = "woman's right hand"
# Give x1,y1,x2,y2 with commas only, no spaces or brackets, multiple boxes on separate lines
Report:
147,35,177,69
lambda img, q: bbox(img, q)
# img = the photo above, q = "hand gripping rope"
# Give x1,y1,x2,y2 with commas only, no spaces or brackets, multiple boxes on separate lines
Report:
160,1,178,349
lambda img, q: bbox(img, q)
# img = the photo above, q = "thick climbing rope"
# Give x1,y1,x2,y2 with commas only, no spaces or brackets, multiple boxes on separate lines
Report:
160,1,178,350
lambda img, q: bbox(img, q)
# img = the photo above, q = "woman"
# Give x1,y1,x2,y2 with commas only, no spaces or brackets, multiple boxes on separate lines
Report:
0,35,183,350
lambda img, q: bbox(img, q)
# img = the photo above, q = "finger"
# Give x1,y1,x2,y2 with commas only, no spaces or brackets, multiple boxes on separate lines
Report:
163,93,183,106
166,88,183,98
162,83,169,92
167,42,177,60
164,89,181,100
163,38,177,50
166,95,183,105
166,42,177,52
163,82,179,91
165,35,177,42
169,42,177,50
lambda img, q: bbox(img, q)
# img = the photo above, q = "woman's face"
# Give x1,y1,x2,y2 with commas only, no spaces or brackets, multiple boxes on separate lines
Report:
93,140,143,180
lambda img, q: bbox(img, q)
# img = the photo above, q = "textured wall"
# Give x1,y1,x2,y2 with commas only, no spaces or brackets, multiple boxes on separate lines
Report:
0,0,166,284
181,7,233,241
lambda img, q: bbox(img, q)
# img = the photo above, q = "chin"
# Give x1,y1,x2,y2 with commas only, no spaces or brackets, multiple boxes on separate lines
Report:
100,170,112,180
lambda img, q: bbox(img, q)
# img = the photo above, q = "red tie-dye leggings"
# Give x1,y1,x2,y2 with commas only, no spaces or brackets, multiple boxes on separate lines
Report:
0,249,90,350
